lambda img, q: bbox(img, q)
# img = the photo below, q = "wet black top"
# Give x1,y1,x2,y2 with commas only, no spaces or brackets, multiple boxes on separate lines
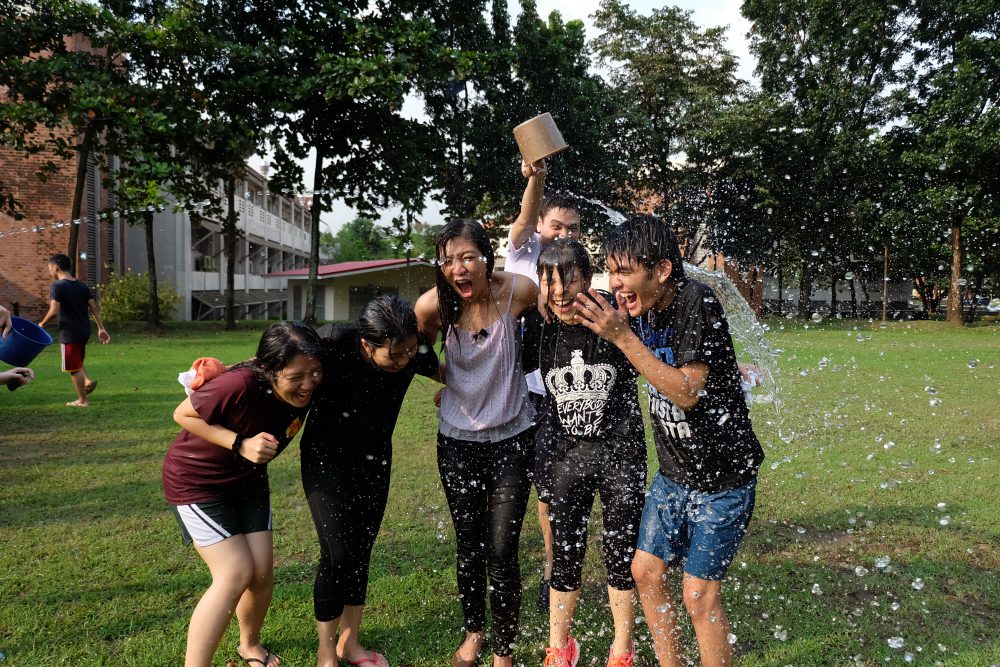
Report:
523,291,645,454
637,280,764,491
301,323,438,460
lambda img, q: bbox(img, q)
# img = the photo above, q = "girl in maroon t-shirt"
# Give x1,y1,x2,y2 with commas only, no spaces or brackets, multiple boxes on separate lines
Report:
163,321,323,667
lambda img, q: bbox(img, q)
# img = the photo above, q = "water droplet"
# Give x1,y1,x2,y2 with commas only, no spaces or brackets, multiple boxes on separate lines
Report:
939,515,951,526
811,312,823,323
875,556,891,569
811,583,822,595
912,578,925,590
855,566,869,577
727,633,737,645
890,601,901,611
844,271,855,280
856,333,866,342
936,502,947,510
925,386,938,395
888,637,905,649
968,360,978,369
929,398,942,408
904,652,915,663
957,277,968,287
773,626,788,641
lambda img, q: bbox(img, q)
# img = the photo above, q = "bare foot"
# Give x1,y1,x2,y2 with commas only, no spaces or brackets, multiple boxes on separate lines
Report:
452,632,484,667
65,400,89,408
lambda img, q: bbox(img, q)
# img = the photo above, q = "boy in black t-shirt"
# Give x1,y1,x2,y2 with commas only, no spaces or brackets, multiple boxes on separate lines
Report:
573,216,764,667
38,254,110,407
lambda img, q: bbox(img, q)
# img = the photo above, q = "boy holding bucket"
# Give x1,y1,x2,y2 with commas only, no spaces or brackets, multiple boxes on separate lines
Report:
573,215,764,667
506,157,587,611
38,254,110,407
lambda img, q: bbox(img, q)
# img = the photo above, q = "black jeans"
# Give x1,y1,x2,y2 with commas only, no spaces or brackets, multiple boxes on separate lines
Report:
547,437,646,592
302,440,392,621
437,431,532,657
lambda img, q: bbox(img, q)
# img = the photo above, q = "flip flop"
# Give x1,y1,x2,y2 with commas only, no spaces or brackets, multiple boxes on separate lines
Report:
342,649,389,667
236,644,279,667
85,380,97,394
65,400,89,408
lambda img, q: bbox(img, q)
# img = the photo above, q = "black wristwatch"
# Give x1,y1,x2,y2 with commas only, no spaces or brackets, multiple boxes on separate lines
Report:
232,433,247,460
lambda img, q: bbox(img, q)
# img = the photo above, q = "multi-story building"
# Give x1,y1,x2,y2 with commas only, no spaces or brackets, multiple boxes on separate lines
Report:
0,153,311,321
121,166,312,320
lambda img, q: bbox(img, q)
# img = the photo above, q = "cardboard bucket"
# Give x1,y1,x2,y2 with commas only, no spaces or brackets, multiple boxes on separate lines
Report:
513,113,569,164
0,317,53,367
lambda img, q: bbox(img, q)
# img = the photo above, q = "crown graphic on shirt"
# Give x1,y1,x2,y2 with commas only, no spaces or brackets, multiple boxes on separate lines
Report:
545,349,616,401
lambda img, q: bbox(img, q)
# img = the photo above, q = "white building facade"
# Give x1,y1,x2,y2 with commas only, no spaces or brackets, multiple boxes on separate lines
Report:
120,166,312,320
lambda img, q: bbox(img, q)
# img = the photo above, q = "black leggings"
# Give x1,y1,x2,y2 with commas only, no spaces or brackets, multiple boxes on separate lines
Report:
547,437,646,592
437,431,532,657
301,441,391,622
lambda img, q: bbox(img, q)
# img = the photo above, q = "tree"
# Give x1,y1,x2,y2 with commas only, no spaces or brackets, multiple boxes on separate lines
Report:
891,0,1000,323
736,0,915,316
0,0,128,274
324,217,393,263
592,0,740,215
170,0,288,330
269,0,446,324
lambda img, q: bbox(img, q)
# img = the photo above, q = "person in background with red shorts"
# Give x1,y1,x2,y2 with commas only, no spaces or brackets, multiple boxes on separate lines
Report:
37,253,110,407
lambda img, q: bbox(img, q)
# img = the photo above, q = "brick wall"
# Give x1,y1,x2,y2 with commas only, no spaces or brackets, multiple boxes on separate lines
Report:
0,143,107,321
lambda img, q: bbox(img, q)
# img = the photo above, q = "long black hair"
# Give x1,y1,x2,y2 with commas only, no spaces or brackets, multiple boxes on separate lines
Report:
434,218,495,343
603,214,685,282
232,320,323,383
537,237,593,289
358,295,417,346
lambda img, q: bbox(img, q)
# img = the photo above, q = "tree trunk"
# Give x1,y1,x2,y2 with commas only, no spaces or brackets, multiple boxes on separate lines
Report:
304,149,325,326
68,123,99,276
947,215,963,324
882,244,889,322
143,210,162,329
830,274,838,317
797,255,815,318
849,273,857,318
224,175,238,330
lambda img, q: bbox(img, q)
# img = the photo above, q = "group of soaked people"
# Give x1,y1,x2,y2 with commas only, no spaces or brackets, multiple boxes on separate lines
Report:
162,162,765,667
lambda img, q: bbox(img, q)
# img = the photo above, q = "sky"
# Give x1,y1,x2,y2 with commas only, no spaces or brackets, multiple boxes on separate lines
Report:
250,0,756,235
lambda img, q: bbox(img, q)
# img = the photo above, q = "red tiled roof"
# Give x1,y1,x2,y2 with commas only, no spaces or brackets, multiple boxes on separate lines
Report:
267,258,433,278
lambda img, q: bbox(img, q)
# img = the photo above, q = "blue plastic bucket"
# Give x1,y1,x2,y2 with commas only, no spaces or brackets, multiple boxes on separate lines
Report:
0,317,54,366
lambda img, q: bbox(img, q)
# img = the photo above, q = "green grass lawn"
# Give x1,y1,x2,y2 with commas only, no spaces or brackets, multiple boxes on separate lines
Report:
1,320,997,666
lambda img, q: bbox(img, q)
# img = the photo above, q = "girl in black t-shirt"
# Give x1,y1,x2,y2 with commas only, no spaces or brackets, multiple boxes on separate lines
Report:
301,296,439,667
163,321,324,667
524,239,646,667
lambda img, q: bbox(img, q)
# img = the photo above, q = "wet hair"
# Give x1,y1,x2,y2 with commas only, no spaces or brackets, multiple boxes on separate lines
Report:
357,295,417,347
232,320,323,383
602,214,685,282
434,218,495,343
48,253,72,273
540,192,584,220
537,238,593,289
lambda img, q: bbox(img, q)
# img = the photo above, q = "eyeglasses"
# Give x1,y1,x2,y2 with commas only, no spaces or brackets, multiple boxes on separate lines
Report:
436,254,485,269
277,369,322,384
362,339,420,364
388,342,419,363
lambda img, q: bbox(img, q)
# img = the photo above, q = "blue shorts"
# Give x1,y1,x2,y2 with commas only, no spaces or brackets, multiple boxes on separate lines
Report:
636,473,756,581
